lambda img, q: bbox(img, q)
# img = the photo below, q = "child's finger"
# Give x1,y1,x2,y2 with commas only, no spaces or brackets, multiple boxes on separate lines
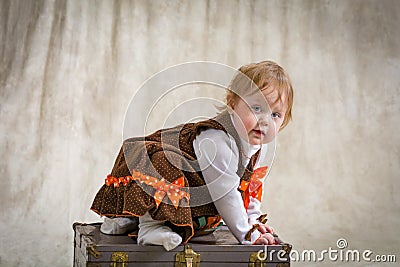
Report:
255,237,269,245
255,233,275,245
264,233,275,244
264,225,275,234
257,224,267,234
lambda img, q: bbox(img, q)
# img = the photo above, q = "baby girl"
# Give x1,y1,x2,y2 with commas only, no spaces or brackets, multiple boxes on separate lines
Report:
91,60,293,251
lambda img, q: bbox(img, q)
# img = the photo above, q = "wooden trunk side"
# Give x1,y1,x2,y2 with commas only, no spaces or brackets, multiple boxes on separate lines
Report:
79,263,289,267
73,222,291,266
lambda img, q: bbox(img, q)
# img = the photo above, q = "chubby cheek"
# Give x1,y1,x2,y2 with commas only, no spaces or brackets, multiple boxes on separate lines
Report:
263,121,282,142
263,131,275,143
234,110,255,130
245,116,260,134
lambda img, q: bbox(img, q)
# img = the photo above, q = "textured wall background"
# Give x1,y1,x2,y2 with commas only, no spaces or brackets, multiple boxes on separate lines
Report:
1,0,399,266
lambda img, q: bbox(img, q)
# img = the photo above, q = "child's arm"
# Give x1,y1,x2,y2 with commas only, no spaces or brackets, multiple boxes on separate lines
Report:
247,195,263,225
246,167,276,241
193,129,274,244
247,195,275,236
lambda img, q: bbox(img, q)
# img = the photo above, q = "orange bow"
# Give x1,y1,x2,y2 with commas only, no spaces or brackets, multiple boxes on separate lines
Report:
239,166,268,210
152,176,189,209
104,171,190,209
105,175,131,187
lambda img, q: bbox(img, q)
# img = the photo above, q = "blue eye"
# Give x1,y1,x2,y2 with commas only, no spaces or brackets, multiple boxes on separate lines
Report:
272,112,281,119
252,105,262,112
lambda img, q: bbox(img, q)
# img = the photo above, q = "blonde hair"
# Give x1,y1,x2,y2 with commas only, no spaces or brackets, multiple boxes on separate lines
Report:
226,60,294,130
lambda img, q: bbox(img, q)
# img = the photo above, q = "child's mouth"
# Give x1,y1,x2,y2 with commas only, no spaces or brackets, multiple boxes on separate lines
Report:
253,129,265,137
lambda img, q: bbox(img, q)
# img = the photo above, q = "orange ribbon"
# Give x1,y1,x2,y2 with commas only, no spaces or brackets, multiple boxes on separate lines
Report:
105,175,131,187
239,166,268,210
104,171,190,209
152,176,189,209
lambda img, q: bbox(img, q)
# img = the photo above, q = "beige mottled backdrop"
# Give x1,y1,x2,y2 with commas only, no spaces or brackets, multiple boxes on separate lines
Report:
1,0,399,266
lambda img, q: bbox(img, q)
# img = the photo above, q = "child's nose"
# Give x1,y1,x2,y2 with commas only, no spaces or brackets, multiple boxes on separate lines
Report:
258,114,270,126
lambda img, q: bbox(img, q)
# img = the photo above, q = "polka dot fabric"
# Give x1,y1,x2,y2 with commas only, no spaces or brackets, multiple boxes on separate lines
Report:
90,111,259,243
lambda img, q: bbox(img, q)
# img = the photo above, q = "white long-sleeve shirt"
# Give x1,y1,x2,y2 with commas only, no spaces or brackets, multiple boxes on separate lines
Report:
193,121,266,244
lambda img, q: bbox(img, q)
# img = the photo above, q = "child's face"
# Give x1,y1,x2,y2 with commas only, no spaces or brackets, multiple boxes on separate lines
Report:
231,88,287,145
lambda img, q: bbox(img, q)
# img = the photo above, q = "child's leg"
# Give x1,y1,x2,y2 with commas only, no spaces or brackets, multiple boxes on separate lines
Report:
100,217,138,235
138,212,182,251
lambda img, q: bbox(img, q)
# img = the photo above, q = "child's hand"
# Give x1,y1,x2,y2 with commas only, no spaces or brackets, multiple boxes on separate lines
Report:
253,224,276,245
258,224,275,235
254,232,275,245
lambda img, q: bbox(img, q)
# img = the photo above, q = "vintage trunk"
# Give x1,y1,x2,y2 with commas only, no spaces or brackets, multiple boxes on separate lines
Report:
73,222,291,267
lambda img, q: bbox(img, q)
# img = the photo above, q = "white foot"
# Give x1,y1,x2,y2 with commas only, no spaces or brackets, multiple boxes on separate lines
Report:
138,213,182,251
100,217,138,235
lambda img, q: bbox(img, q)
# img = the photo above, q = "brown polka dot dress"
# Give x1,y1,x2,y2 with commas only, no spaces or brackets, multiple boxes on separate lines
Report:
90,111,259,243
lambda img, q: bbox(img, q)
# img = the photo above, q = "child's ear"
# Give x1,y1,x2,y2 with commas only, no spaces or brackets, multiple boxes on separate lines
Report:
226,101,235,114
226,94,236,113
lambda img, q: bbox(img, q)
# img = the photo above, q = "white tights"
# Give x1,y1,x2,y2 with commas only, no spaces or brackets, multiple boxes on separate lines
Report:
137,212,182,251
